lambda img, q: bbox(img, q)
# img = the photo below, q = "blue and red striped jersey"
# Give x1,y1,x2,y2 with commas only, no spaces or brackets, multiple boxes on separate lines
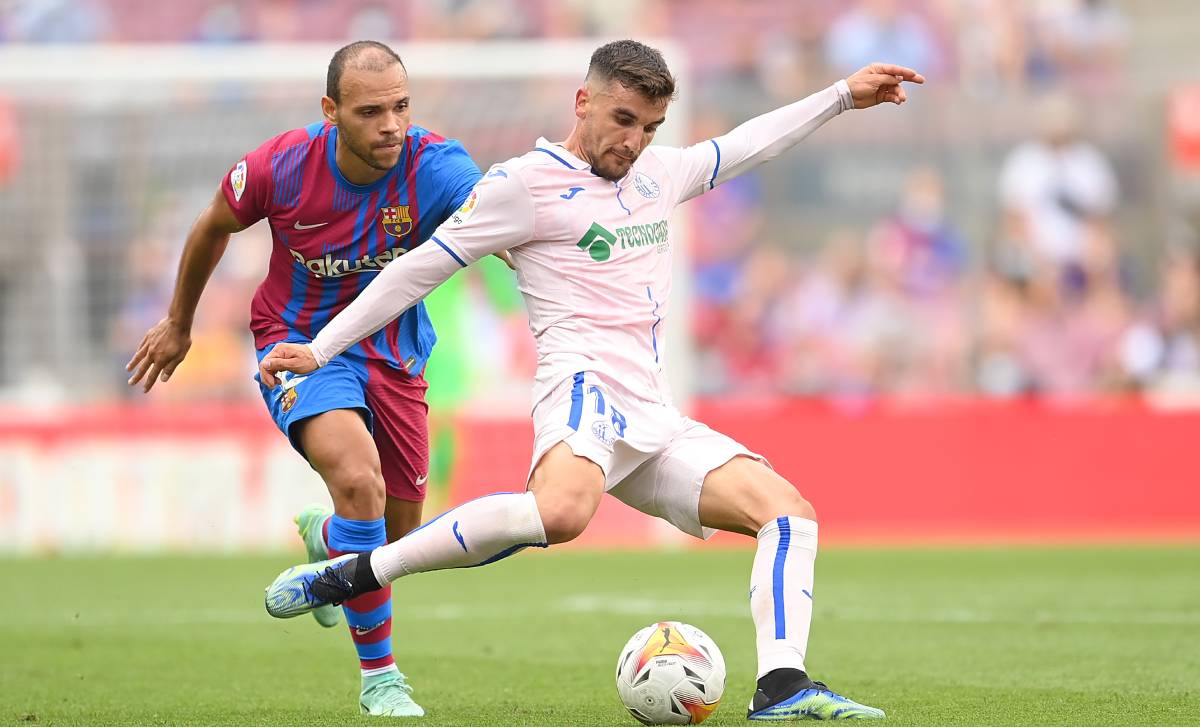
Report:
220,121,480,375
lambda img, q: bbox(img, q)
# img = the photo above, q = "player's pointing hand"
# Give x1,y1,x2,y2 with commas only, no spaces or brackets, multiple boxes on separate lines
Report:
846,63,925,108
259,342,319,389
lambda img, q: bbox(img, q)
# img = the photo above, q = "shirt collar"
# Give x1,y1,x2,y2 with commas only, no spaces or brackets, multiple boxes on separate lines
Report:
534,137,591,171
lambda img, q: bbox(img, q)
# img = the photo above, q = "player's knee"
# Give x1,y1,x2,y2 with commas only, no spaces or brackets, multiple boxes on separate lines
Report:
535,493,593,545
773,488,816,523
326,462,386,516
748,486,816,532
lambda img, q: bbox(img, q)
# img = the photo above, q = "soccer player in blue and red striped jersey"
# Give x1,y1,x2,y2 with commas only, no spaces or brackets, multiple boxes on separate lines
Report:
125,41,489,717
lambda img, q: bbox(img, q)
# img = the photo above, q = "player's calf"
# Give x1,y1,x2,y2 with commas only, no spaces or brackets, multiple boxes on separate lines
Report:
266,490,551,619
533,490,600,544
700,456,816,537
527,442,605,544
323,462,387,517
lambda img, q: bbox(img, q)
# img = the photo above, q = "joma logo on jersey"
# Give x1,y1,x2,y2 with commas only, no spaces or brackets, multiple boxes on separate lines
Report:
576,219,669,262
289,246,407,278
380,206,413,238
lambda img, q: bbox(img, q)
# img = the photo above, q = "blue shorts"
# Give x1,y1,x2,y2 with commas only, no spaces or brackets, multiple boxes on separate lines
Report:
255,343,430,501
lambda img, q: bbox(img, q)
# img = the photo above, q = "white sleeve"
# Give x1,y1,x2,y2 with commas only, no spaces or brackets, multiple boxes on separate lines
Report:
433,165,536,265
653,81,854,203
307,168,534,366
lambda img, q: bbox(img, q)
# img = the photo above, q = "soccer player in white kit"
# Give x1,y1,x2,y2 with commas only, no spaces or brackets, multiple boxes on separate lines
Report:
261,41,923,720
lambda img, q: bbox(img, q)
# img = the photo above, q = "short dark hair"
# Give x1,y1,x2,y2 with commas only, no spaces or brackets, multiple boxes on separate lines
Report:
326,40,406,103
586,40,676,102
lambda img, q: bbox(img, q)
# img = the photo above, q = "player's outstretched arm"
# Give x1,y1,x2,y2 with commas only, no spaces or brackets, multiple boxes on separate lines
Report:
257,239,464,388
260,168,534,388
664,63,923,202
126,188,245,393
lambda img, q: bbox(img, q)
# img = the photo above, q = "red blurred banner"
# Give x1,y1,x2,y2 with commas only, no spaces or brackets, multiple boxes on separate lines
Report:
450,398,1200,546
1,400,1197,550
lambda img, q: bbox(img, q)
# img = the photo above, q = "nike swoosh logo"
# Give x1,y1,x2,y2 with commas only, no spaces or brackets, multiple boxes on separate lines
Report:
280,374,308,391
293,221,328,230
452,521,468,553
415,474,428,486
271,372,308,399
560,186,585,200
353,623,383,636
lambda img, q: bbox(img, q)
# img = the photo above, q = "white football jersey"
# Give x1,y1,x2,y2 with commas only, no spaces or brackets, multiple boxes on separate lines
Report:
308,81,854,409
432,138,723,405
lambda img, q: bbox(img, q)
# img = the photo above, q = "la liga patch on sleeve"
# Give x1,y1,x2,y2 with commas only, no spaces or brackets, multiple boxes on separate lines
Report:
231,160,247,202
449,189,478,225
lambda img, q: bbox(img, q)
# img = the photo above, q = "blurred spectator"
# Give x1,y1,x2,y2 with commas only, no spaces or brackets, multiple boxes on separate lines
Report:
346,4,396,41
411,0,536,40
997,93,1118,277
975,271,1034,396
1031,0,1129,91
4,0,111,42
550,0,668,38
977,221,1132,398
192,2,251,43
775,230,878,396
1016,223,1131,396
864,166,966,298
696,243,794,396
1119,245,1200,404
824,0,945,78
946,0,1028,92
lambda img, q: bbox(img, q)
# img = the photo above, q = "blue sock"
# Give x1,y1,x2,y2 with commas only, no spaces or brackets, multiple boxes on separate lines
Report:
326,515,394,675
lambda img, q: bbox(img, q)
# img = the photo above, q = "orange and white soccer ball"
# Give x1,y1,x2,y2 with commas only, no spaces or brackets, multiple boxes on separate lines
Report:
615,621,726,725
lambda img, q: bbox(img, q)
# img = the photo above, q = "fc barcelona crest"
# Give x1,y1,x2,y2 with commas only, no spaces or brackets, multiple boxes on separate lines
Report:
380,205,413,238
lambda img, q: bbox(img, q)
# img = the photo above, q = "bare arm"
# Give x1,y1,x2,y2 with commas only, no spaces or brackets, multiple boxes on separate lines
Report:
125,187,246,392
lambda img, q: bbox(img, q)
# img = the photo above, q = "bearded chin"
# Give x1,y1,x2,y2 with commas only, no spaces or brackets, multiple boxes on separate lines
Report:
352,142,396,172
591,156,627,181
592,164,621,181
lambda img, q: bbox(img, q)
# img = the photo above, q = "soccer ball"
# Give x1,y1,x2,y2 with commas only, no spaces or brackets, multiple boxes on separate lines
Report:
615,621,726,725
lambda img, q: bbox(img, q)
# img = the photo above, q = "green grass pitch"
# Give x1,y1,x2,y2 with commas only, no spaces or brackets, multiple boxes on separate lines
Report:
4,546,1197,725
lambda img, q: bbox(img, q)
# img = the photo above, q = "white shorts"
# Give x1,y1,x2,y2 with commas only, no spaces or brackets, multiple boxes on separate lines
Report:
528,371,765,539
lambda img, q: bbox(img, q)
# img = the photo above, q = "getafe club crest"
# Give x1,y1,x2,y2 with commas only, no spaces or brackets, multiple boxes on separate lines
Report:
380,205,413,238
634,172,660,199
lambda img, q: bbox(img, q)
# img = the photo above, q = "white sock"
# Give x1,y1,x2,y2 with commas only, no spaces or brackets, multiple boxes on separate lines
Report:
750,516,818,678
370,491,547,585
361,664,398,680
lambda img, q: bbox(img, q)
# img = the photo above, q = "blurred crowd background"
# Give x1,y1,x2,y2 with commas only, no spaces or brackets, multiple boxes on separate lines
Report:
1,0,1199,408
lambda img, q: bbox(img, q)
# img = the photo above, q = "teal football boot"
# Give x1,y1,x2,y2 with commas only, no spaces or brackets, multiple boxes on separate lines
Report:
360,670,425,717
295,505,341,628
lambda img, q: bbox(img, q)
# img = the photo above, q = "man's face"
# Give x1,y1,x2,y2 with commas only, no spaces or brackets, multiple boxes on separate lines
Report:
576,80,668,181
324,63,411,172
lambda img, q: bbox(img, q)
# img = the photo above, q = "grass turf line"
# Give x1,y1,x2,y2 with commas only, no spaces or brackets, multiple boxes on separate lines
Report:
3,546,1197,726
